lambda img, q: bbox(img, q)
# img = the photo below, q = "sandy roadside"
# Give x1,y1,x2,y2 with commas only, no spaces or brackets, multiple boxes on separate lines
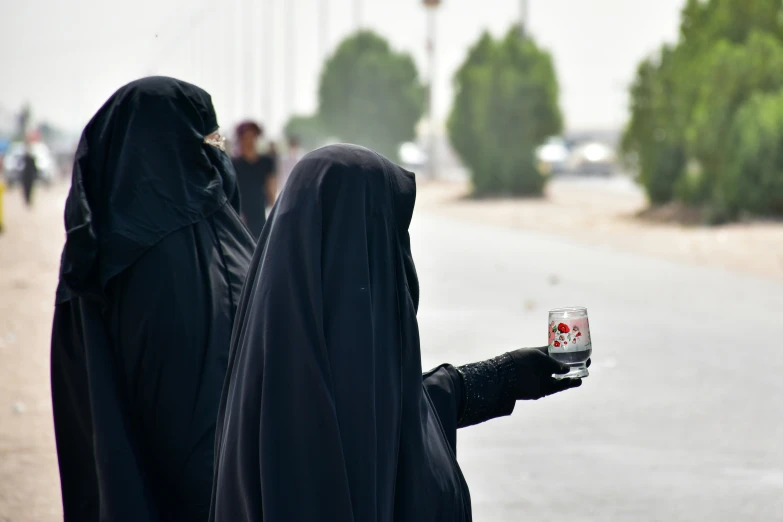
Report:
0,182,64,522
415,177,783,282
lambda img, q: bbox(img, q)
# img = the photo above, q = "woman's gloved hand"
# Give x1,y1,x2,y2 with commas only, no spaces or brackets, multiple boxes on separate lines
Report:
506,347,590,400
455,347,589,427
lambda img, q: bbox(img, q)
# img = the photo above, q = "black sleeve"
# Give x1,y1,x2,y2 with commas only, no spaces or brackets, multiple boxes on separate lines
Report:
422,353,519,434
51,302,101,521
52,299,160,522
422,364,463,452
454,353,517,428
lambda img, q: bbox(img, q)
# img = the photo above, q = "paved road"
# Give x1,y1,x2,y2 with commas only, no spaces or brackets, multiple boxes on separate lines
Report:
1,181,782,521
412,213,783,521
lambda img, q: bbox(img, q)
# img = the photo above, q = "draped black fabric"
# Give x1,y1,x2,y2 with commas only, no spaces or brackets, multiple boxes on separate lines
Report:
57,76,240,304
210,144,471,522
51,77,255,522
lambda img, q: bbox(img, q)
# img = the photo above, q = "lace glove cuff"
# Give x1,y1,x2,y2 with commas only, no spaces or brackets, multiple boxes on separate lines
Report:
455,353,517,428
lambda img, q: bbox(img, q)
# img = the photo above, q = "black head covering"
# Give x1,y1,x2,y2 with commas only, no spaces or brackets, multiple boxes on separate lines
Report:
210,144,471,521
57,76,240,303
51,77,254,522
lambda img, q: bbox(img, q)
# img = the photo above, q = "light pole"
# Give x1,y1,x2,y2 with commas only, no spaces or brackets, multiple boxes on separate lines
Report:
285,0,296,121
263,0,275,124
319,0,329,61
520,0,528,37
423,0,441,179
233,0,243,120
244,0,255,119
354,0,362,31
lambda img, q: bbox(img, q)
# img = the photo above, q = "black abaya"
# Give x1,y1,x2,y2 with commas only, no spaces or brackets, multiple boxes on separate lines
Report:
51,77,255,522
233,155,274,238
210,144,471,522
21,152,37,206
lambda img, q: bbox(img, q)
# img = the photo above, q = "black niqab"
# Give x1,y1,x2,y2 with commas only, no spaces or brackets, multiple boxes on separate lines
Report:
210,144,471,521
51,77,254,522
57,76,240,304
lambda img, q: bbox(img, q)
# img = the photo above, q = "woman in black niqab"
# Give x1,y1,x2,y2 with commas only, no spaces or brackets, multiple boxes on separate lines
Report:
210,144,584,521
51,77,255,521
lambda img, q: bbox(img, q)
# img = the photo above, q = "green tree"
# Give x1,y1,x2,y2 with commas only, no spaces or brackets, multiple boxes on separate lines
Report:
448,26,562,196
685,32,783,206
622,0,783,219
447,32,495,181
620,47,687,204
719,89,783,217
318,31,425,160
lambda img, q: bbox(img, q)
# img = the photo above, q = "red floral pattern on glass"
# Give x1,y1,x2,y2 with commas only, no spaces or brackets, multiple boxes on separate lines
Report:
549,319,589,350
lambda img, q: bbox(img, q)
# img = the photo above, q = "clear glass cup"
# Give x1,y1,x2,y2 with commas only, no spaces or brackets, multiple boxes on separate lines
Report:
548,307,591,380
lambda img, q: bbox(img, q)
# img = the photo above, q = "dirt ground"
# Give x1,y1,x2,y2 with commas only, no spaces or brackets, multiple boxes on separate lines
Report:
0,182,65,522
0,175,781,521
416,177,783,282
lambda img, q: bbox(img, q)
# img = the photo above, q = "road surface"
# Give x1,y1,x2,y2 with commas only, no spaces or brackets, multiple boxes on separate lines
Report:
1,180,782,521
412,212,783,521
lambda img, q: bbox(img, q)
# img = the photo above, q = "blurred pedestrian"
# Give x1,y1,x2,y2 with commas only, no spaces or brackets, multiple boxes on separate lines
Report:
0,153,4,233
267,140,279,163
266,140,279,201
210,144,585,521
0,173,5,233
20,142,38,207
50,77,255,522
278,134,303,192
233,121,276,238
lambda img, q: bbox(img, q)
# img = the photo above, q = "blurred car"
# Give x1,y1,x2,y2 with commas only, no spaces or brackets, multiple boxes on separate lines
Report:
536,136,570,175
567,141,616,176
2,141,56,186
399,141,428,169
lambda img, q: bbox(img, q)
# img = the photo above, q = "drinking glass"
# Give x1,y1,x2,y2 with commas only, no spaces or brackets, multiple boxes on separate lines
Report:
548,307,591,380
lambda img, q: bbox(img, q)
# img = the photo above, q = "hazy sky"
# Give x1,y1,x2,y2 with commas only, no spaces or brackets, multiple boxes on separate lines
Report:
1,0,685,135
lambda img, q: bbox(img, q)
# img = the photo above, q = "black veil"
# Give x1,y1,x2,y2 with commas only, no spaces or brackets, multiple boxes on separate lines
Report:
210,144,470,521
57,76,240,304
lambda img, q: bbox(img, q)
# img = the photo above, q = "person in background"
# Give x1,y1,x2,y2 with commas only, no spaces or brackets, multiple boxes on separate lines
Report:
267,140,279,167
278,135,303,192
233,121,276,239
50,77,255,522
266,140,279,206
0,161,5,233
21,142,38,207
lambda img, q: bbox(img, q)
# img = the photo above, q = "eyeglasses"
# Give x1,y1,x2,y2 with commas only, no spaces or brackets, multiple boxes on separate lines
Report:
203,132,227,152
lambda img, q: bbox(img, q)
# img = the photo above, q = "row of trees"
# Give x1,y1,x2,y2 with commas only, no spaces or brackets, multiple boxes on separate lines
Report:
286,26,560,197
292,2,783,221
622,0,783,221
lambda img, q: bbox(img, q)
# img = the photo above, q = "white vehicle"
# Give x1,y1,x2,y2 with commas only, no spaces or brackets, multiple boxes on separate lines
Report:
536,137,570,175
2,142,57,186
567,141,616,176
399,141,428,169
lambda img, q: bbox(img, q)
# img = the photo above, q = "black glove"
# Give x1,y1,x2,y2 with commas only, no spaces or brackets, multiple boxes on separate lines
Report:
506,347,587,400
456,348,589,428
